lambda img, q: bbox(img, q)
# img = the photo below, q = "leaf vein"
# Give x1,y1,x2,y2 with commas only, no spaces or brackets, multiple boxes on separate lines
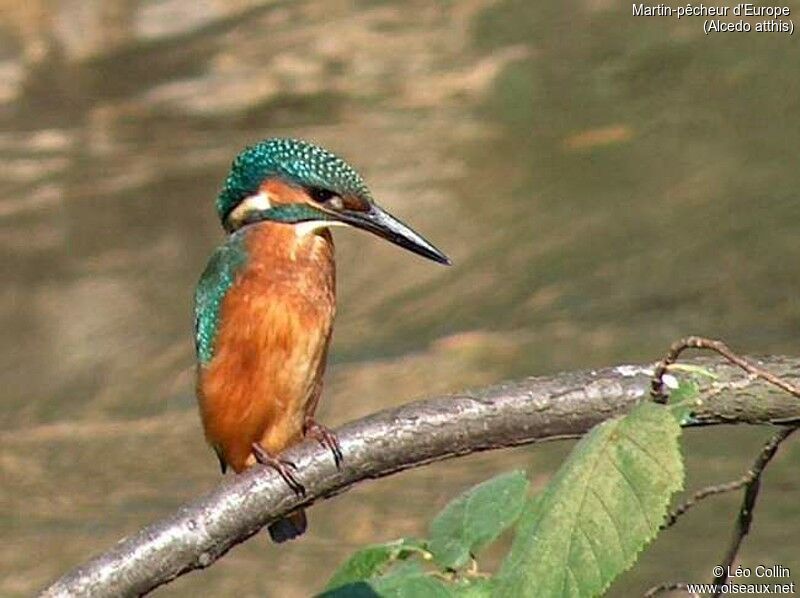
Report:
618,427,675,477
588,486,625,557
576,523,602,583
566,563,579,597
609,455,654,531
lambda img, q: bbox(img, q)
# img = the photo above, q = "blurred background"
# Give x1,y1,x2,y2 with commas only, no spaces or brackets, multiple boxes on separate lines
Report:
1,0,798,595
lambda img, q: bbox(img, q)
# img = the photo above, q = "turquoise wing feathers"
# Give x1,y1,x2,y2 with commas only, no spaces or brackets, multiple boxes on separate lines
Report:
194,235,247,365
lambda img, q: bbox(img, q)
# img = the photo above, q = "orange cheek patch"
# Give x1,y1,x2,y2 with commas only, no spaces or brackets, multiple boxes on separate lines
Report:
342,194,370,212
260,178,312,206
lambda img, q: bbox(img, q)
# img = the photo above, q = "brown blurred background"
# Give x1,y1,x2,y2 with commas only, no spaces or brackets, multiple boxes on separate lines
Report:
1,0,798,595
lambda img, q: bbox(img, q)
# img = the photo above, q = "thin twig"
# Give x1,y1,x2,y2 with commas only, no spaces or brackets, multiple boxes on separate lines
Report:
643,580,700,597
662,479,748,529
711,426,797,595
651,336,800,403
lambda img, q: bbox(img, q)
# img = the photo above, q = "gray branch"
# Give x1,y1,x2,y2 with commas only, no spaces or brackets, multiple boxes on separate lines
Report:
41,356,800,597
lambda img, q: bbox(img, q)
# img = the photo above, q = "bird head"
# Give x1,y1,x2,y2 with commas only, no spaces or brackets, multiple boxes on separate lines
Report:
216,138,450,265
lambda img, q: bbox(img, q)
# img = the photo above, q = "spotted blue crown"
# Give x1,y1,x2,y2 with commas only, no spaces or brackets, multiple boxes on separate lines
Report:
216,138,373,222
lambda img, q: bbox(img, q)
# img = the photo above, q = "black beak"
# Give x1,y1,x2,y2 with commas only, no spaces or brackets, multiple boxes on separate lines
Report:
338,205,451,265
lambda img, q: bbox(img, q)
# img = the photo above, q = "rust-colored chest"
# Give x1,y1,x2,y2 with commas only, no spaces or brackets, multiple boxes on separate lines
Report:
197,223,336,472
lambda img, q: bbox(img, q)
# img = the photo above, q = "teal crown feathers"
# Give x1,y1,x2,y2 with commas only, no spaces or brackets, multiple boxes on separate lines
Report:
216,138,373,222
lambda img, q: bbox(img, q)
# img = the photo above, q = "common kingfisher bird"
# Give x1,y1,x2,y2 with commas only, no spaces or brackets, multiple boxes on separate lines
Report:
194,138,450,543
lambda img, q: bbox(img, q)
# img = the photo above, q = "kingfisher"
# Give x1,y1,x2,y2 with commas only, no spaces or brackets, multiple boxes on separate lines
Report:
194,138,450,543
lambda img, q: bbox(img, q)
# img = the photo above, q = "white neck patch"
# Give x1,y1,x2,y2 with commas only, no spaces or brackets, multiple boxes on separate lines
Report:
230,191,350,237
246,191,273,210
295,219,349,237
229,191,272,225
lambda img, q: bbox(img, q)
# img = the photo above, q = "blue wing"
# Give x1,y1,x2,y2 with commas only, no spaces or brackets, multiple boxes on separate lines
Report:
194,235,247,365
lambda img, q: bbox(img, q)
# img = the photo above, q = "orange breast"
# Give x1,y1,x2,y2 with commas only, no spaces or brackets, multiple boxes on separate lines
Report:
197,223,335,472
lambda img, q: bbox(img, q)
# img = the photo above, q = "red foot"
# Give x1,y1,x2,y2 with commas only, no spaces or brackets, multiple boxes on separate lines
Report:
251,443,306,496
304,419,343,469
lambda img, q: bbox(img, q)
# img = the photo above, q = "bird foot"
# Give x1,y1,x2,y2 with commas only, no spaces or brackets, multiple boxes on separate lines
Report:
304,419,343,469
251,443,306,497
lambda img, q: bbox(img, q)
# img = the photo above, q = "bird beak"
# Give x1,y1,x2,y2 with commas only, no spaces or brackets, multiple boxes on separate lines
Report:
338,204,451,265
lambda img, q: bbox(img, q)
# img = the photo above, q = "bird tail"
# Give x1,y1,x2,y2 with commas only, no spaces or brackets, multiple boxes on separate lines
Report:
268,509,307,543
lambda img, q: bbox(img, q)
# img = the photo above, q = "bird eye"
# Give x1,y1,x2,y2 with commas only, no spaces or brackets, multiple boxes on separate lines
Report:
310,188,334,202
310,187,344,210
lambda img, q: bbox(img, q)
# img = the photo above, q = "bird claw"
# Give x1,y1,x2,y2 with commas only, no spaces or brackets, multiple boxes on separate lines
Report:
304,419,343,469
251,443,306,496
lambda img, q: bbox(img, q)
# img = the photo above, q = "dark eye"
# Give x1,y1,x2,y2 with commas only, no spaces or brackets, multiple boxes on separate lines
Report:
310,187,343,209
311,187,335,202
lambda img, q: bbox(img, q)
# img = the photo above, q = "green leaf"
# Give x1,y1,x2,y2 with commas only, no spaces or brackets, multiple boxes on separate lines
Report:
668,379,699,423
325,538,428,591
319,582,381,598
452,579,495,597
662,364,715,424
667,363,717,379
428,470,529,569
322,566,493,598
668,379,699,404
497,402,684,598
370,562,454,598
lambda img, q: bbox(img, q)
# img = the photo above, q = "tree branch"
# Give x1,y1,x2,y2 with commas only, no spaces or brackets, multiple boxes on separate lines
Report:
643,581,699,598
41,356,800,597
655,336,800,531
652,336,800,402
648,427,797,597
711,426,797,596
662,479,748,530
